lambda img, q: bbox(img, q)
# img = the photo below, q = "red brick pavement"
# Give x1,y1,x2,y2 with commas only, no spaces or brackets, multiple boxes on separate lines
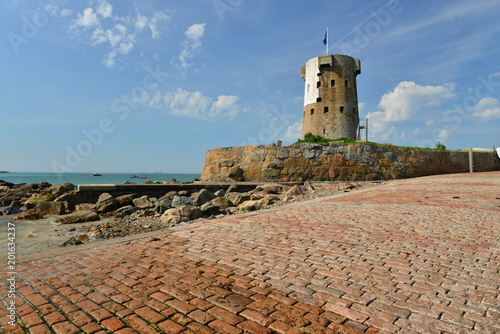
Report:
1,172,499,333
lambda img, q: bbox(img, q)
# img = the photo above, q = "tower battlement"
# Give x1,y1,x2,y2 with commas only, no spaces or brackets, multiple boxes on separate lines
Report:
301,54,361,140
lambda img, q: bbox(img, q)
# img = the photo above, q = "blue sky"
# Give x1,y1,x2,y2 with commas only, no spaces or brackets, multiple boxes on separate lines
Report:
1,0,499,173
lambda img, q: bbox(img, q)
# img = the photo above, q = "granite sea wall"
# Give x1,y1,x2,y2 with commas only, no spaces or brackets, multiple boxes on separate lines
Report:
201,143,500,182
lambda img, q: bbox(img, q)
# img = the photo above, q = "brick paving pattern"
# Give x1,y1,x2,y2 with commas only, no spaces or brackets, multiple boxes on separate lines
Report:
1,172,499,333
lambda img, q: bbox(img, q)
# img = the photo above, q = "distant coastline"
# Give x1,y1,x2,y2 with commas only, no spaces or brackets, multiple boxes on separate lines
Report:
0,172,201,185
0,171,8,173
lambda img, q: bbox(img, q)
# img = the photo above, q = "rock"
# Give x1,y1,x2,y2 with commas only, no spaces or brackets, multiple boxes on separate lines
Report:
116,194,135,206
178,206,202,220
155,198,172,214
214,189,226,197
55,211,99,224
160,214,183,225
256,184,282,194
0,185,10,193
194,189,216,206
237,200,264,212
117,206,139,216
95,193,119,213
285,185,303,196
1,206,21,215
159,191,177,201
14,212,43,220
132,196,155,209
47,183,73,195
249,190,266,200
262,195,279,206
160,205,201,224
211,197,234,210
200,203,220,216
304,180,315,192
227,165,244,180
32,201,67,216
178,190,189,196
62,182,75,191
226,192,250,206
61,234,89,247
277,147,289,159
338,183,356,190
171,195,194,207
75,203,96,212
226,184,237,194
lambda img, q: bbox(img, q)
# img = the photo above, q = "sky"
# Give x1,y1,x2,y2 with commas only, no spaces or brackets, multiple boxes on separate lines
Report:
1,0,499,173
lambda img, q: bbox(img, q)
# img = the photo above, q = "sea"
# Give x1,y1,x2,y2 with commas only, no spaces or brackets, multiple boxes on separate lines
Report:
0,172,201,186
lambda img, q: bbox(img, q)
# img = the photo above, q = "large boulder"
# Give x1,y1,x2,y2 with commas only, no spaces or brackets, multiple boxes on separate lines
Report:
255,184,282,194
116,194,135,206
155,198,172,214
226,192,250,206
238,200,264,212
160,206,202,224
193,189,216,206
285,185,303,196
211,197,234,210
214,189,226,197
200,202,221,216
159,191,177,201
132,196,155,209
171,195,194,207
55,211,99,224
47,183,74,195
30,201,67,217
95,193,119,213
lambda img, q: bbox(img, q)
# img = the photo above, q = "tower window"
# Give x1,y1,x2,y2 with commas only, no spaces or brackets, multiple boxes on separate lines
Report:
317,81,321,88
353,108,356,114
316,97,322,102
345,80,348,87
340,106,344,113
323,129,326,134
331,80,335,87
310,108,314,115
324,107,329,113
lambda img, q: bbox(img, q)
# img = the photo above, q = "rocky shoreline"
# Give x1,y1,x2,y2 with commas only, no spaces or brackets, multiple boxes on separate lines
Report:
1,179,383,256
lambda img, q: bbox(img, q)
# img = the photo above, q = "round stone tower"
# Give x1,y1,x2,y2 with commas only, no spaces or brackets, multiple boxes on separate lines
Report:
301,54,361,140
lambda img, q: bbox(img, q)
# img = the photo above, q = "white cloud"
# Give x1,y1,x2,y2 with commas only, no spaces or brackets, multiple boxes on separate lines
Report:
368,81,456,142
283,121,303,141
377,81,456,122
177,23,207,69
438,128,452,141
472,97,500,121
149,89,243,120
70,4,171,68
96,0,112,18
185,23,206,41
74,8,99,28
211,95,241,119
60,9,73,17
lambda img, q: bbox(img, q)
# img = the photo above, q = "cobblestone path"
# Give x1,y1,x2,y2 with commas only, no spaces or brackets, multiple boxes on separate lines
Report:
1,172,499,333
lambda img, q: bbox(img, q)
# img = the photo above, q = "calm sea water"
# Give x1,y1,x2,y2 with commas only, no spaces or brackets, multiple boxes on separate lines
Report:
0,172,201,186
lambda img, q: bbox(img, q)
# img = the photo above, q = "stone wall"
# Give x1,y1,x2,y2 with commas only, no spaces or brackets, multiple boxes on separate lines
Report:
201,143,500,182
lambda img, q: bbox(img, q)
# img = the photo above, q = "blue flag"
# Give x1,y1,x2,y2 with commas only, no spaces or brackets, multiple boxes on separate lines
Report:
323,30,327,45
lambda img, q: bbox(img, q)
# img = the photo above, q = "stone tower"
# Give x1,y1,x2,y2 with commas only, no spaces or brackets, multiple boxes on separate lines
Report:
301,54,361,140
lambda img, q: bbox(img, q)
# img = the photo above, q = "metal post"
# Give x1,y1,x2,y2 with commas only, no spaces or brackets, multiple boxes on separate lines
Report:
365,118,368,142
469,147,473,173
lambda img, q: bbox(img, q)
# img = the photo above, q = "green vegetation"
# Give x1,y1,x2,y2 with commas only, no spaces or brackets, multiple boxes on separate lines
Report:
31,193,56,202
295,132,450,151
435,141,447,151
